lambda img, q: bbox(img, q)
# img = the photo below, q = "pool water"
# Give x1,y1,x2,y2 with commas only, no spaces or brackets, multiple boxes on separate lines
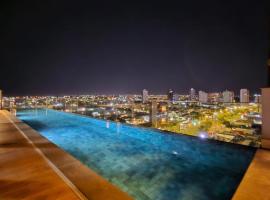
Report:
17,109,255,200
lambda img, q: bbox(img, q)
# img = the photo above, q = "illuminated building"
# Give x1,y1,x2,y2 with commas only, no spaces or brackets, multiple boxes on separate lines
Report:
208,93,221,103
254,94,261,103
150,100,157,127
240,89,250,103
159,103,167,112
198,91,208,103
167,89,174,102
173,94,179,102
142,89,149,104
190,88,196,101
223,90,234,103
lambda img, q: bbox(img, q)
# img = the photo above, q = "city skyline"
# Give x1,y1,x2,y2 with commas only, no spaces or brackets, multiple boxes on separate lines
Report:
0,88,260,97
2,89,262,148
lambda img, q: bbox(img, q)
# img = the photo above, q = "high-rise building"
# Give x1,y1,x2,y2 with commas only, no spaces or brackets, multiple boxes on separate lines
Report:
173,94,179,102
198,91,208,103
208,92,221,103
240,89,250,103
254,94,262,103
223,90,234,103
167,89,174,102
142,89,149,103
190,88,196,101
150,100,157,127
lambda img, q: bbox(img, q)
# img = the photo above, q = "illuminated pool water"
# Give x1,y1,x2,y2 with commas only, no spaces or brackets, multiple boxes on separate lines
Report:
17,109,255,200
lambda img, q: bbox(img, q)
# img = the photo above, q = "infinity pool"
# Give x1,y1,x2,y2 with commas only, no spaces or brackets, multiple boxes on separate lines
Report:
17,109,255,200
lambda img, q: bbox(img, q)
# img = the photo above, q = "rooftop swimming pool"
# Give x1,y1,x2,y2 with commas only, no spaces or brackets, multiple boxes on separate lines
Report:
17,109,255,200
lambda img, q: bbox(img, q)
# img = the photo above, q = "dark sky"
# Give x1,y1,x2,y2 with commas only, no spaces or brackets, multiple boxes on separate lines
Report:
0,1,269,96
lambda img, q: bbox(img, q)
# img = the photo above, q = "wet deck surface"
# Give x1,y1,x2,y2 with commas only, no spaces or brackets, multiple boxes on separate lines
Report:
0,110,133,200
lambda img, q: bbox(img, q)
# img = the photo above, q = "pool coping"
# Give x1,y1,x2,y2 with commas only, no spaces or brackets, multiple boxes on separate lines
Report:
4,110,133,200
232,148,270,200
0,110,82,199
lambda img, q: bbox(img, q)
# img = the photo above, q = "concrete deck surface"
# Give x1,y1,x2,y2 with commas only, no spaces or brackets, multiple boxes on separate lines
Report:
0,110,83,200
232,149,270,200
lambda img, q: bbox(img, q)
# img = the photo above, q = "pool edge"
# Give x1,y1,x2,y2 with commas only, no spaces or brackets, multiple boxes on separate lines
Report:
4,110,133,200
231,148,270,200
41,108,260,149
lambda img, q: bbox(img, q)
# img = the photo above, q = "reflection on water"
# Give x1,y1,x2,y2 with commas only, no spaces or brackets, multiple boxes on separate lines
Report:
106,120,110,128
117,122,121,134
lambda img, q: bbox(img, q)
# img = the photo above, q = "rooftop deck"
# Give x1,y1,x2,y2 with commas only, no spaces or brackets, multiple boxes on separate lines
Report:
0,110,82,199
1,109,270,200
0,110,132,200
232,149,270,200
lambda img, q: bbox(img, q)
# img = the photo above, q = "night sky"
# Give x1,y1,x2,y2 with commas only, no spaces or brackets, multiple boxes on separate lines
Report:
0,1,268,96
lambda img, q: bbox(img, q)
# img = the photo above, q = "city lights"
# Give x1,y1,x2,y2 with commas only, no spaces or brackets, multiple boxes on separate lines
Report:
1,88,262,147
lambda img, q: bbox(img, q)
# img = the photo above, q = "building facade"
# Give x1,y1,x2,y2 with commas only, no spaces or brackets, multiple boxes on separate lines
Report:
199,91,208,103
190,88,196,101
254,94,262,103
150,100,157,127
223,90,234,103
167,89,174,102
142,89,149,104
240,89,250,103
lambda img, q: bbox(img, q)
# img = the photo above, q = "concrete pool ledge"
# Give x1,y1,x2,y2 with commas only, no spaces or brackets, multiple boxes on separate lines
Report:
232,149,270,200
0,110,133,200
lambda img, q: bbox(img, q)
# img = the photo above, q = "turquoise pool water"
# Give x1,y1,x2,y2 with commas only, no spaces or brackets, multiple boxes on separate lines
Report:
17,109,255,200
